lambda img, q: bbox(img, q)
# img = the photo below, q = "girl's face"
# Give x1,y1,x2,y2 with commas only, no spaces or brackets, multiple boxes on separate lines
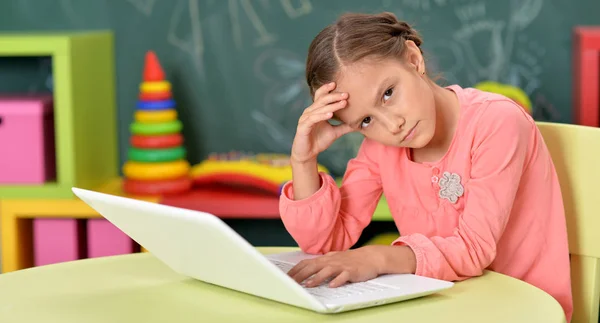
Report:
331,45,437,149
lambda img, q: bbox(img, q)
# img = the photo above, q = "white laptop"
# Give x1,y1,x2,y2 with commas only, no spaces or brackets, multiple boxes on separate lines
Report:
72,187,453,313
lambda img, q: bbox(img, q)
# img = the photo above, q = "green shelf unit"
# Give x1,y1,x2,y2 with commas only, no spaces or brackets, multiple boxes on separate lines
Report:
0,31,118,198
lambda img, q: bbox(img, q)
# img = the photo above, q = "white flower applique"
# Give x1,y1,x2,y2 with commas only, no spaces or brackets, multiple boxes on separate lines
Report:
438,172,464,204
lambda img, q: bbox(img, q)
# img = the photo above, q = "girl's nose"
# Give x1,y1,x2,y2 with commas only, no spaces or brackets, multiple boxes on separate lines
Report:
381,114,403,135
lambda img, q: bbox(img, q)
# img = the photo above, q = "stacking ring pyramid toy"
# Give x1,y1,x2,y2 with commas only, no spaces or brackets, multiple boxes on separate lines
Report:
122,51,192,196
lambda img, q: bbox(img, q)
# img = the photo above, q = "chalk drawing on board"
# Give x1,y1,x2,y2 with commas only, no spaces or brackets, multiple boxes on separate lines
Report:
167,0,205,75
254,48,304,84
505,34,544,97
126,0,157,16
516,48,539,70
533,93,561,121
508,0,543,30
241,0,278,47
447,0,550,121
280,0,313,19
402,0,431,11
502,0,543,74
454,2,486,23
228,0,243,50
506,64,540,95
425,40,465,84
259,0,271,10
254,49,308,121
400,0,450,12
251,110,294,151
228,0,277,50
453,20,506,82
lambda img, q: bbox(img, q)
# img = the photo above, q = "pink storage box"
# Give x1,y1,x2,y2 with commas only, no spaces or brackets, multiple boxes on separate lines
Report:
87,219,137,258
0,95,55,184
33,219,87,266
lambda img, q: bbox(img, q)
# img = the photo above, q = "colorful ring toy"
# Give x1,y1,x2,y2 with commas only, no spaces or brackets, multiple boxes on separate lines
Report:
140,81,171,93
128,146,186,163
131,134,183,149
123,160,190,180
139,91,171,101
123,176,192,196
136,99,176,110
135,109,177,123
130,120,182,135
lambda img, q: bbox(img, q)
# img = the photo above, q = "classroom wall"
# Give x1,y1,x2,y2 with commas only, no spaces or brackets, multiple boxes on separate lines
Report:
0,0,599,176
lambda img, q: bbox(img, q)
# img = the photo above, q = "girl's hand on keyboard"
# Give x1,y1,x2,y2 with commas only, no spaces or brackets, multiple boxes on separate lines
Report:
288,245,417,288
287,246,383,288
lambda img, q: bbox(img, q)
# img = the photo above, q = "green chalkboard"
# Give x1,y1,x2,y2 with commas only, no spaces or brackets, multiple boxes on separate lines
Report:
0,0,598,176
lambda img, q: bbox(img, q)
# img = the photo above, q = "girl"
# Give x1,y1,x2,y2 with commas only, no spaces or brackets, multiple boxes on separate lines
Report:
279,12,572,321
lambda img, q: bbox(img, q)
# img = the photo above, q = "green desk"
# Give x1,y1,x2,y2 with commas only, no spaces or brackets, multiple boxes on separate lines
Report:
0,247,566,323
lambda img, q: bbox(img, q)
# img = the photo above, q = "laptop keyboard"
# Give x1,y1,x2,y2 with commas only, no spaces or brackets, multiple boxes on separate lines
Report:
270,259,395,300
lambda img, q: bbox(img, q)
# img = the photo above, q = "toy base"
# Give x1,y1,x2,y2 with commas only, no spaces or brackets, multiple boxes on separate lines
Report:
123,176,192,196
192,173,281,195
160,184,280,218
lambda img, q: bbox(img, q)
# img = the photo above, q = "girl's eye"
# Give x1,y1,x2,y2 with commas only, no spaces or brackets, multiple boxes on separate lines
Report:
361,116,372,128
383,88,394,102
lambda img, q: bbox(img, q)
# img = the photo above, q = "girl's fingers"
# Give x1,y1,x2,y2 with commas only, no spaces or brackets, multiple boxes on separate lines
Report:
307,92,348,113
313,82,336,101
287,261,308,278
311,99,347,115
305,266,338,288
297,112,334,133
329,270,351,288
316,92,348,106
291,262,321,284
333,123,355,138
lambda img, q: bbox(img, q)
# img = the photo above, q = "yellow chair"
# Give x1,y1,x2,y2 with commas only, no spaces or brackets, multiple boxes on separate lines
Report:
364,122,600,322
537,121,600,323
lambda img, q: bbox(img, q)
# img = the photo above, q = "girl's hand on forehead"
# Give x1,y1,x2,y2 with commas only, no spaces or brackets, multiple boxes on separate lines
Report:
290,82,354,164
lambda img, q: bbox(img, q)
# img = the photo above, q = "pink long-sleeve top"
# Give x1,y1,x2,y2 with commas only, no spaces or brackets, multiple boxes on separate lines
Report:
279,85,572,321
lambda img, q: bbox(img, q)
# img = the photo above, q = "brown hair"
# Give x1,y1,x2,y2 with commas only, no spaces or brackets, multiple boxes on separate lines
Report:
305,12,424,97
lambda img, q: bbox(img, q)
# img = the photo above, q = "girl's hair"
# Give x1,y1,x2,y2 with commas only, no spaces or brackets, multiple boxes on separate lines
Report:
305,12,424,97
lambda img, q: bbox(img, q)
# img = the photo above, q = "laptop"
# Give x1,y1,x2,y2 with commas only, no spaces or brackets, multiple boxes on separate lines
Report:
72,187,453,313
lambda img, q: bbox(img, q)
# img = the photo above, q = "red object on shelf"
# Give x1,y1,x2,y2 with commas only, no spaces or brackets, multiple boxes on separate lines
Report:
160,185,280,219
573,26,600,127
123,176,192,196
191,173,281,195
139,91,172,101
143,51,166,82
130,133,183,149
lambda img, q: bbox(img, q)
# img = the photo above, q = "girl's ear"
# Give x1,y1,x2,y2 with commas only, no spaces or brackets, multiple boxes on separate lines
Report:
404,40,425,74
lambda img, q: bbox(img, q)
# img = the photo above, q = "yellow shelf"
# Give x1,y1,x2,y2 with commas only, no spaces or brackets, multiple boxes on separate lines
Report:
0,178,158,273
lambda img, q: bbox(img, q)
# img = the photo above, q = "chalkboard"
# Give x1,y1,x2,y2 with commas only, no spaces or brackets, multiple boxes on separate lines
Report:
0,0,598,176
